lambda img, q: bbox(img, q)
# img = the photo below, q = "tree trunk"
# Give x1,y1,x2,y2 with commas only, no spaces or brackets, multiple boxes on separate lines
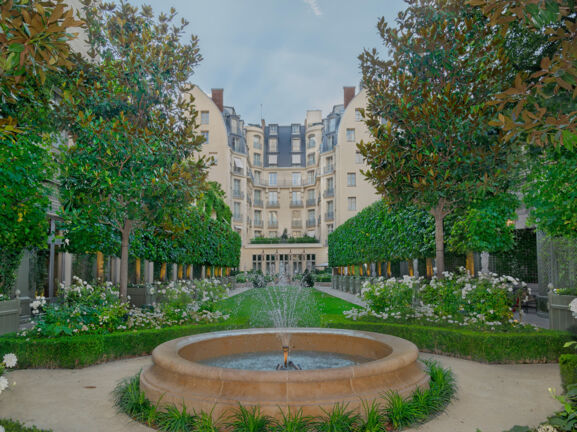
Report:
119,220,132,302
430,202,447,278
466,251,475,276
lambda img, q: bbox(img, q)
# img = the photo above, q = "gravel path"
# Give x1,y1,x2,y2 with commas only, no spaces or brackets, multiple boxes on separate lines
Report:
0,353,560,432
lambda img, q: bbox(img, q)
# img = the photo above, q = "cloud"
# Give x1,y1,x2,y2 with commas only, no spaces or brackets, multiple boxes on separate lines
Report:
303,0,322,16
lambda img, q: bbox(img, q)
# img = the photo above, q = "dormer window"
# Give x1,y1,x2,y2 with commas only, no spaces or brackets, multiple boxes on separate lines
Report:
292,124,300,134
270,124,278,135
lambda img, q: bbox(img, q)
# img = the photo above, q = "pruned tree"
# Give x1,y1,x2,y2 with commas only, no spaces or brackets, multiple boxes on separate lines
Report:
358,0,515,275
59,1,207,300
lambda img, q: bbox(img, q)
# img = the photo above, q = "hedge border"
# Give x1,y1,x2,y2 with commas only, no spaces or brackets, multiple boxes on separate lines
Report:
323,316,572,364
0,317,570,368
560,353,577,391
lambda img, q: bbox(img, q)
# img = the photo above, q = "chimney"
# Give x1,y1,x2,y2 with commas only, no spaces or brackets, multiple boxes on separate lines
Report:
343,86,355,109
211,88,223,112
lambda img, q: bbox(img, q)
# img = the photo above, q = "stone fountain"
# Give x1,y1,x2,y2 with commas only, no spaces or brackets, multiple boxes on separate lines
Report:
140,284,429,419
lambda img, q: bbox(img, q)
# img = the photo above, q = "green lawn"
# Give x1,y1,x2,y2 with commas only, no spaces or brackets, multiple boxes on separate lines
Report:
217,286,356,328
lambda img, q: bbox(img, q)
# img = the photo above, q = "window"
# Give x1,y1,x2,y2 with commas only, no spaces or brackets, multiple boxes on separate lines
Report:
201,131,209,145
254,171,261,184
254,190,261,201
233,178,241,193
307,153,315,166
308,135,316,148
293,231,301,237
268,154,278,165
200,111,209,124
307,189,315,200
348,197,357,211
355,108,362,121
269,137,278,152
292,191,301,203
253,135,261,149
307,170,315,184
292,138,301,152
269,124,278,135
269,191,278,204
269,211,278,223
254,210,262,222
329,118,336,132
233,202,241,217
253,153,261,166
355,151,363,164
347,172,356,187
268,231,277,238
230,118,238,133
327,135,335,147
292,124,300,134
254,231,262,239
346,128,355,142
308,209,315,221
327,200,334,213
291,154,301,165
327,224,334,234
327,176,334,190
232,137,242,152
268,172,277,187
292,172,301,186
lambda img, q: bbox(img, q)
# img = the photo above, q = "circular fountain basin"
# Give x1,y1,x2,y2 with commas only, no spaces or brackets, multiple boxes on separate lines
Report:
140,328,429,419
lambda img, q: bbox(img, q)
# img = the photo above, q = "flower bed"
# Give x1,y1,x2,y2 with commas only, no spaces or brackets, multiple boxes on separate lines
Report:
344,270,534,331
21,277,229,338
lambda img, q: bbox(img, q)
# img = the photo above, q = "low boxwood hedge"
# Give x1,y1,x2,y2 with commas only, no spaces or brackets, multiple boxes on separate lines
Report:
560,354,577,391
0,321,246,368
323,315,572,363
0,317,570,368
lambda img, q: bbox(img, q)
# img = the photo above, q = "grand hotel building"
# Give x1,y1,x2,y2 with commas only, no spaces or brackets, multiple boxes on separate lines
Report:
191,85,379,274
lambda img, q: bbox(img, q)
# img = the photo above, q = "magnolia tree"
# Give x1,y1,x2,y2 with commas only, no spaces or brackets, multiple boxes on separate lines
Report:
60,1,207,300
358,0,516,275
0,0,81,138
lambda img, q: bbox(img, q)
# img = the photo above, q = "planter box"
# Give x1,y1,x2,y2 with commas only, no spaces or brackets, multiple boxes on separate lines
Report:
127,285,157,308
549,292,577,331
0,299,20,335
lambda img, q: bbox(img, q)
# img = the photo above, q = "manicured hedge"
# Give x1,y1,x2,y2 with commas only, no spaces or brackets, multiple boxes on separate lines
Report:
560,354,577,391
0,419,52,432
323,316,572,363
0,322,246,369
1,317,570,368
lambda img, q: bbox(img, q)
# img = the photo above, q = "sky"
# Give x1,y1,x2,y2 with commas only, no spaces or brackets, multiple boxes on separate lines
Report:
119,0,408,125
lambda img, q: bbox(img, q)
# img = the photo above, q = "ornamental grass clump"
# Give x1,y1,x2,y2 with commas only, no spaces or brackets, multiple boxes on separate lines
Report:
344,269,533,330
21,277,229,338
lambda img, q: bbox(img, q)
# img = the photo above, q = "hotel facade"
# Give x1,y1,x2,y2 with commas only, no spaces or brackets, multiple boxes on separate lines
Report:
190,85,380,274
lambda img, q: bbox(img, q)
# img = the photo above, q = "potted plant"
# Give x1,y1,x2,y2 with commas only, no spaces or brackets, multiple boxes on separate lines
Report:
548,286,577,331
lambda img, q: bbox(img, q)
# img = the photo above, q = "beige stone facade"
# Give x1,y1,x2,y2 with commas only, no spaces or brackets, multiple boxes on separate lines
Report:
190,85,380,274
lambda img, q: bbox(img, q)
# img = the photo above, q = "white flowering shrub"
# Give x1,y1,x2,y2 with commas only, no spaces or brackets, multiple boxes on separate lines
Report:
344,269,533,329
20,277,229,338
0,353,17,395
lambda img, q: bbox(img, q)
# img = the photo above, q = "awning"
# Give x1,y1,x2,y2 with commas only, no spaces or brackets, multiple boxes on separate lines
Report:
233,158,244,169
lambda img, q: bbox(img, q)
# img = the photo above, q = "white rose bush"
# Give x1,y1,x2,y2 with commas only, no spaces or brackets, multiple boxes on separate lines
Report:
344,269,534,330
0,353,17,395
20,277,229,338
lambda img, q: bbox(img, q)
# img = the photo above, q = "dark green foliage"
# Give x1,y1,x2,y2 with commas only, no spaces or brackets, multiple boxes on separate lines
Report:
547,384,577,431
272,408,312,432
113,372,156,424
382,392,422,429
358,401,386,432
301,270,315,288
157,404,197,432
226,406,272,432
328,201,434,266
0,419,53,432
324,318,572,364
560,354,577,392
312,403,361,432
0,322,245,368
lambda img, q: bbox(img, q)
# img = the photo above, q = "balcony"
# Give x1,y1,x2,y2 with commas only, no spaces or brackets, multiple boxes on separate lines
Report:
268,221,278,229
306,219,316,228
290,200,304,208
232,190,245,199
292,220,303,228
233,213,243,222
254,220,263,228
306,198,316,207
304,176,317,186
323,188,335,198
323,164,335,175
325,211,335,221
253,199,264,208
232,166,244,176
267,201,280,208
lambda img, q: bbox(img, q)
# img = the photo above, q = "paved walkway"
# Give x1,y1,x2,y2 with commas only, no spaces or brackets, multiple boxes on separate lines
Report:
0,353,561,432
